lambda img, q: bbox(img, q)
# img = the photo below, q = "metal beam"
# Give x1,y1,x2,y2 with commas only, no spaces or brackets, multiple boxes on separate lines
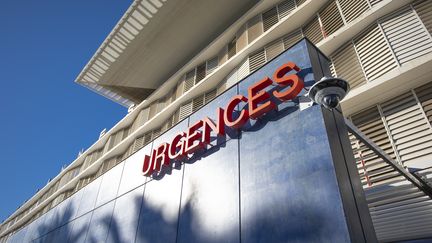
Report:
345,118,432,199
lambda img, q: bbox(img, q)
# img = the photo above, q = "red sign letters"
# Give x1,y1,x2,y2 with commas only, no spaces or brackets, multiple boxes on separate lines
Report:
142,61,304,176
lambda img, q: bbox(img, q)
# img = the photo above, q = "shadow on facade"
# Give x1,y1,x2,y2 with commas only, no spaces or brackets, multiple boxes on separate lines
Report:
29,175,327,243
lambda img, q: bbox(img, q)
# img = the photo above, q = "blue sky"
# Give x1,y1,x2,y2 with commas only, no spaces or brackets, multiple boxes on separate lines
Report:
0,0,132,222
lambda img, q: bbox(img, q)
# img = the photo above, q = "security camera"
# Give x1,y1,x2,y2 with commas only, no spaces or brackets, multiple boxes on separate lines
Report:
307,77,350,110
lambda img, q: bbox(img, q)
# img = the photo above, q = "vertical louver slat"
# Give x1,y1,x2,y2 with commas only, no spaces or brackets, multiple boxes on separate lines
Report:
226,68,238,88
205,89,217,104
413,0,432,35
329,62,336,77
237,58,250,81
184,69,196,93
195,63,206,83
249,49,266,72
265,39,284,61
247,15,263,43
179,101,193,120
133,136,144,153
320,1,345,37
152,128,161,140
277,0,296,19
303,16,324,44
331,42,367,88
351,106,398,187
262,7,279,32
380,7,432,65
236,25,248,52
338,0,370,23
381,92,432,168
354,24,398,81
144,133,152,146
192,95,205,112
414,82,432,124
206,57,218,74
282,29,303,50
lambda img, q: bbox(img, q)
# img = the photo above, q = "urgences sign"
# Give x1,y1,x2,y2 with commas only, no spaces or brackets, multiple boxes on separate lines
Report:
142,61,304,176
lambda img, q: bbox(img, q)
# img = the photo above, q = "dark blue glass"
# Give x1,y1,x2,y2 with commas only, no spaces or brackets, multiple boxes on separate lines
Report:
239,105,350,243
96,162,124,207
117,143,151,196
84,201,115,243
135,119,188,243
75,177,102,218
106,185,144,243
67,212,93,242
175,86,240,243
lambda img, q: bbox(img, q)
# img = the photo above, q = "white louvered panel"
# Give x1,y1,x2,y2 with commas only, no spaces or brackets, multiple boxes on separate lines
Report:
265,39,284,61
354,24,398,81
192,95,205,112
152,128,162,140
319,1,345,37
262,7,279,32
247,15,263,43
226,68,238,88
237,58,250,81
338,0,370,23
380,93,432,169
380,8,432,65
351,106,398,187
144,133,152,146
195,63,206,83
184,69,195,93
331,42,367,88
414,0,432,35
414,81,432,124
369,0,384,7
303,16,324,44
236,24,248,52
282,29,303,50
206,57,218,74
217,80,227,95
249,49,266,72
329,62,336,77
179,101,193,121
205,89,217,104
133,136,144,153
277,0,296,20
350,120,432,242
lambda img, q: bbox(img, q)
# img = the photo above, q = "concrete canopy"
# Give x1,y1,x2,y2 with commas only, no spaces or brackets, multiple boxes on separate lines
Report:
75,0,259,106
